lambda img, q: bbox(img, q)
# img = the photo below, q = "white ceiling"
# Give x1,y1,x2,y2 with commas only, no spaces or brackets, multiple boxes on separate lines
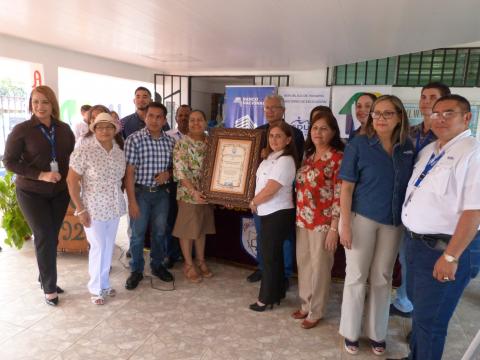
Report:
1,0,480,74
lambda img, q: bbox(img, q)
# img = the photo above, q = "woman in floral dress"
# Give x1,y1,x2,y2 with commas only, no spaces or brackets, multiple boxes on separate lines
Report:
291,110,344,329
172,110,215,283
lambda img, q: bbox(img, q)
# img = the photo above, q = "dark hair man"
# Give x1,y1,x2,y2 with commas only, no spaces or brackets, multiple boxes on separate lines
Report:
124,102,175,289
399,94,480,360
120,87,152,139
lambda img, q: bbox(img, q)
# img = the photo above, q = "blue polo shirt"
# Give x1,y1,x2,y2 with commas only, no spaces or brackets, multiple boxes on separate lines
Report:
121,112,145,139
339,134,414,226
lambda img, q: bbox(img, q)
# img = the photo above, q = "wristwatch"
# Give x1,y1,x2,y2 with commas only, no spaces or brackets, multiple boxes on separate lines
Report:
443,253,458,264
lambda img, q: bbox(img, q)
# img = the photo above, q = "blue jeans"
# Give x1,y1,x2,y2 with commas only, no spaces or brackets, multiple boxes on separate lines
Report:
253,213,294,278
392,232,413,313
163,182,182,262
406,232,480,360
129,188,169,273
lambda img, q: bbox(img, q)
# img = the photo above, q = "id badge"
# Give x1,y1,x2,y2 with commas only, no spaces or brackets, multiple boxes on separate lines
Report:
50,160,59,173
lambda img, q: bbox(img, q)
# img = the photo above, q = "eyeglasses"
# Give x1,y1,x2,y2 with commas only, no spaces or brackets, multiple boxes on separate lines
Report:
430,111,466,120
95,125,116,131
264,106,283,111
370,111,400,120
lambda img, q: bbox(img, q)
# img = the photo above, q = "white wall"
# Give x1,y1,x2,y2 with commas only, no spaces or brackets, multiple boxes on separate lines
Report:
0,34,159,94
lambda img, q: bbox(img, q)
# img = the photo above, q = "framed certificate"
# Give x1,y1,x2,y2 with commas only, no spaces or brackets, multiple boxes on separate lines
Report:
202,128,263,208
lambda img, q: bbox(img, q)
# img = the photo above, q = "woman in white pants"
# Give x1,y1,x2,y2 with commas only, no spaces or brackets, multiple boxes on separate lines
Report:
67,112,126,305
338,95,414,355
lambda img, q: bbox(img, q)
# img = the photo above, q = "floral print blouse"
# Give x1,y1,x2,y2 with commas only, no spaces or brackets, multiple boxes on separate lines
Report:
173,135,208,204
295,148,343,232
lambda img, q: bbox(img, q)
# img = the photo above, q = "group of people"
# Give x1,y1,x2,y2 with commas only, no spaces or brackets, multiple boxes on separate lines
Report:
246,88,480,360
3,83,479,360
3,86,216,307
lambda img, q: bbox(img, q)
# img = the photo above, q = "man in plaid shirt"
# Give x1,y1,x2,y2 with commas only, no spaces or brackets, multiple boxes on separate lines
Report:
124,102,176,289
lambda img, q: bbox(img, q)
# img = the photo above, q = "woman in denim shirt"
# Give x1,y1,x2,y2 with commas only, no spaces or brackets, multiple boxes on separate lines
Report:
338,95,414,356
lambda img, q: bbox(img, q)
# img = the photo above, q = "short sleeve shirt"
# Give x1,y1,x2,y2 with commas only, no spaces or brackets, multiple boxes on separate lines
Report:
73,120,89,141
120,112,145,139
69,139,126,221
409,122,437,155
339,135,414,226
124,127,175,187
255,151,296,216
166,128,184,142
173,135,208,204
296,149,343,231
402,129,480,234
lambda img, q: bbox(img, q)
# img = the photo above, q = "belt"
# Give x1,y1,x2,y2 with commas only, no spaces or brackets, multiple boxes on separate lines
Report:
135,183,169,192
407,230,451,244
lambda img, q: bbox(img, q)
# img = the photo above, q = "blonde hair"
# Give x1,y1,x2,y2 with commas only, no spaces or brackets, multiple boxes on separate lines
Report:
366,95,409,145
29,86,60,120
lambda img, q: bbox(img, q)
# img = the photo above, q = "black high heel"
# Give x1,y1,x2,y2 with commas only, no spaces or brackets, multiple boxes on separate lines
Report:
40,283,64,294
249,301,280,312
45,296,59,306
249,302,271,312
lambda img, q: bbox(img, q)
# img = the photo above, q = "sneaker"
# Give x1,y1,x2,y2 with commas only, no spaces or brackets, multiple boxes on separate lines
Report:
152,265,174,282
246,269,262,282
125,271,143,290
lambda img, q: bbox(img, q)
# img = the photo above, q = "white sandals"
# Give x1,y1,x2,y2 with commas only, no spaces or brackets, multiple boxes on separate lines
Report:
101,288,117,297
90,294,105,305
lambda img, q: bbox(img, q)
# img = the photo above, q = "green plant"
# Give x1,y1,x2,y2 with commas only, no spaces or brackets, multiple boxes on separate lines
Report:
0,171,31,249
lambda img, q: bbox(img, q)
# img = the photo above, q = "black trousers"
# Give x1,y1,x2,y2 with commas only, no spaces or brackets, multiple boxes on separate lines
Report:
16,188,70,294
258,208,295,305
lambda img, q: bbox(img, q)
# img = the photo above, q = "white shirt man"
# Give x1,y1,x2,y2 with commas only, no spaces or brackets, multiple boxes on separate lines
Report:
73,105,92,141
166,105,191,141
399,95,480,360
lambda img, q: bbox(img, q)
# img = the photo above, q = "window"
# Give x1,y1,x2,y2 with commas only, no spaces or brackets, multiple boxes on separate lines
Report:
332,57,397,86
330,48,480,87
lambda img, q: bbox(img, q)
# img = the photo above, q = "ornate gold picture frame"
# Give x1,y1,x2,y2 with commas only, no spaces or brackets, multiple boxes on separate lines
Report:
202,128,263,208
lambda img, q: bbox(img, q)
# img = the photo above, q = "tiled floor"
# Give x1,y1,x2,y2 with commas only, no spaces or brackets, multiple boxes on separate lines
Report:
0,216,478,360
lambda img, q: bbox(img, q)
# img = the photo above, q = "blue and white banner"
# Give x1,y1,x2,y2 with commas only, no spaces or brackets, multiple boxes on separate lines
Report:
241,216,257,260
279,87,331,139
224,86,276,129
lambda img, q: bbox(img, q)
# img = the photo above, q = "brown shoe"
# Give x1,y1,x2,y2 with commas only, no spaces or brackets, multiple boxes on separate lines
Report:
301,318,320,329
291,309,308,319
196,260,213,278
184,264,202,283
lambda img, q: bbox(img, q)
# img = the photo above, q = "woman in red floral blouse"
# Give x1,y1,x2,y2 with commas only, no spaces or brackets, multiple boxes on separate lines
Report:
292,110,344,329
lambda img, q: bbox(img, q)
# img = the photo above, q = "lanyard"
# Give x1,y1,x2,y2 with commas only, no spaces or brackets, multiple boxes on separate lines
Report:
415,131,433,154
413,150,445,187
39,125,56,161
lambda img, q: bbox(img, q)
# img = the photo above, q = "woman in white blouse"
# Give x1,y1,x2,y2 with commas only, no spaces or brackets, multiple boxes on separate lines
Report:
67,112,126,305
249,121,298,311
